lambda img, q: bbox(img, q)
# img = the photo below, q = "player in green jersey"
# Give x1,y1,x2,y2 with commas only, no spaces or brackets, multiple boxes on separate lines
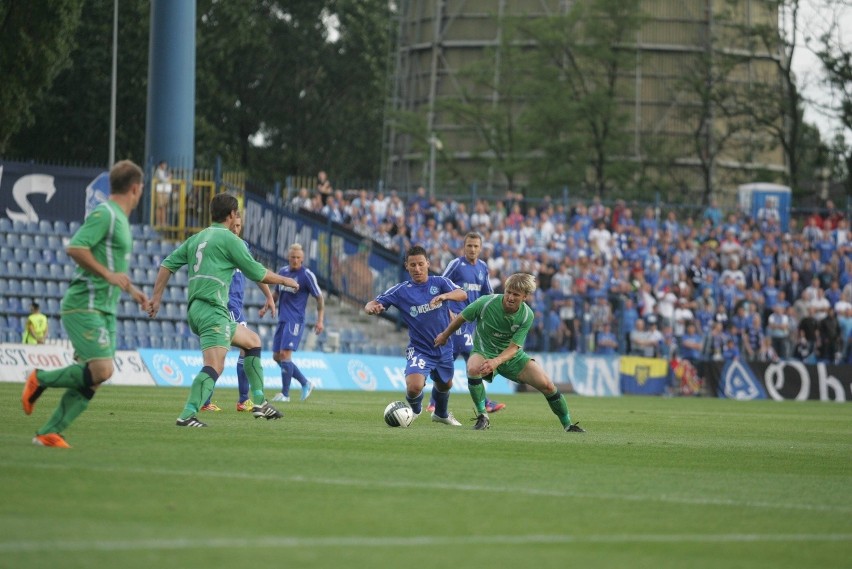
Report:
435,272,585,432
21,160,149,448
146,192,299,427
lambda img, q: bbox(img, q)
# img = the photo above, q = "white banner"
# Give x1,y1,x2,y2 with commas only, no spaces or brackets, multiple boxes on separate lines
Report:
0,343,154,386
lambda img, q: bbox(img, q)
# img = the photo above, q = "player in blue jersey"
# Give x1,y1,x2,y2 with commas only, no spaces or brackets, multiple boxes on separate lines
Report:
428,232,505,414
365,245,468,425
271,243,325,402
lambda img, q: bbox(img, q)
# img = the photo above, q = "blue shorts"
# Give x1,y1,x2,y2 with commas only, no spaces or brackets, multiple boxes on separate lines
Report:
272,321,305,352
228,306,246,325
405,347,455,386
451,320,475,358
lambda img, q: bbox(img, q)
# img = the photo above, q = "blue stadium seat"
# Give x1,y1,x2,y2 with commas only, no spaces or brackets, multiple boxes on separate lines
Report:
11,220,27,233
46,297,60,313
46,281,60,298
6,279,21,294
53,220,69,235
0,296,6,313
68,221,80,234
49,264,63,279
6,315,22,333
47,236,62,250
136,334,152,348
46,317,59,338
131,224,144,239
13,248,26,263
161,320,176,335
0,218,12,233
19,234,34,249
6,233,20,248
34,264,50,279
6,296,23,314
27,249,41,263
38,220,52,234
24,221,38,233
63,264,75,279
146,268,159,284
131,268,146,284
32,280,47,296
3,260,17,277
173,270,187,286
0,247,12,262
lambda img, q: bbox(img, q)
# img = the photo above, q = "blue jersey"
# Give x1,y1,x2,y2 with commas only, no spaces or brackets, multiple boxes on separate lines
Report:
441,256,493,314
276,265,322,323
375,275,460,358
227,240,251,314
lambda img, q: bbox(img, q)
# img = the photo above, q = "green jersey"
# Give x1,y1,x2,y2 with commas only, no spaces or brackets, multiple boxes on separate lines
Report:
461,294,535,358
162,223,267,311
62,200,131,315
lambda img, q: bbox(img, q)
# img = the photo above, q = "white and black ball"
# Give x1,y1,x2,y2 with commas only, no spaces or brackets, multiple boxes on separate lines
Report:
383,401,415,428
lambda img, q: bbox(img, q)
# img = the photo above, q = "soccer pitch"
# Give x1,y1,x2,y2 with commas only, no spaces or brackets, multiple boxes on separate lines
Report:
1,384,850,569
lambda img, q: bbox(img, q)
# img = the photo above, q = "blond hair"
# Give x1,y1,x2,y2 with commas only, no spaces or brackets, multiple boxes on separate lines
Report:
504,273,536,295
289,243,304,254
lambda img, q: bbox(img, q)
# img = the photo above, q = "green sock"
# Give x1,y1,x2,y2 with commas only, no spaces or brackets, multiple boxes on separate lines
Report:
545,390,572,427
36,364,91,389
37,388,92,435
468,379,487,414
244,355,265,404
179,372,214,420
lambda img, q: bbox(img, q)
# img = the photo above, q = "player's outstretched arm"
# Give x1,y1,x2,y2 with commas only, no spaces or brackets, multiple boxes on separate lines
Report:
260,269,299,291
435,313,467,346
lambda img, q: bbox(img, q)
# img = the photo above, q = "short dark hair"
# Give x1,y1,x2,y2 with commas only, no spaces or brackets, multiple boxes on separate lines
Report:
109,160,143,195
211,193,239,223
405,245,428,262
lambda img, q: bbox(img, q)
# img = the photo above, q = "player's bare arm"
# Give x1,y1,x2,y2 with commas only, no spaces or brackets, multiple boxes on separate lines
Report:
364,300,385,315
257,282,275,318
428,287,467,308
67,246,133,293
477,343,520,376
146,266,174,317
435,313,467,347
261,269,299,291
314,293,325,334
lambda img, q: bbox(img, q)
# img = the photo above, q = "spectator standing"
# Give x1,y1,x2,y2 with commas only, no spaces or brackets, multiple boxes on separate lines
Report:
22,301,48,344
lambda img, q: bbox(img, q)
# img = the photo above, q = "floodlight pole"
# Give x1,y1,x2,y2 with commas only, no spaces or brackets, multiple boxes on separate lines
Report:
108,0,118,168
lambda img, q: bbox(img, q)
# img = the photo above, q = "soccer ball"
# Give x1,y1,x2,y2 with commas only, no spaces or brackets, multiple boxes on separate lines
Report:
383,401,415,428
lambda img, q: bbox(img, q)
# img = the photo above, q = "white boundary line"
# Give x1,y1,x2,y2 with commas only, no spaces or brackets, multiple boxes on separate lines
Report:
1,533,850,553
5,461,851,514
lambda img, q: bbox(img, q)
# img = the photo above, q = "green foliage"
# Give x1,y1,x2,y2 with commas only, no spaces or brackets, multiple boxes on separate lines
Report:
514,0,644,198
3,0,148,165
2,384,851,569
0,0,85,154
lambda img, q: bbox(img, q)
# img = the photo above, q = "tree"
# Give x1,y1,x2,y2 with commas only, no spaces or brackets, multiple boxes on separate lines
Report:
731,0,809,193
812,0,852,197
517,0,644,199
0,1,85,154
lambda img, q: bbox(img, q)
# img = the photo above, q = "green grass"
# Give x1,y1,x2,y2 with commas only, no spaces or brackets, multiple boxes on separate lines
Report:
1,383,851,569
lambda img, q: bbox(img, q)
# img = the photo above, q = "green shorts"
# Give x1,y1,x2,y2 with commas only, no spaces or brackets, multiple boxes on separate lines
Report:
61,310,116,362
474,350,532,382
188,300,237,351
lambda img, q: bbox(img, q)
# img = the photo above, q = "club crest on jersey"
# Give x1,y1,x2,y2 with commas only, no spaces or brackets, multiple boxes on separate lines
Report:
429,285,439,295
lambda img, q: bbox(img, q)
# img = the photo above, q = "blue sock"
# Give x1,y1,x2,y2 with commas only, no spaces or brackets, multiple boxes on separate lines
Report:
291,362,308,387
432,388,450,418
406,391,424,414
280,361,293,397
236,357,249,402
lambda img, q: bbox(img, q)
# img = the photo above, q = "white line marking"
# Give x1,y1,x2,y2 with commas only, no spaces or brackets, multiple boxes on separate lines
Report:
1,533,850,553
4,461,850,514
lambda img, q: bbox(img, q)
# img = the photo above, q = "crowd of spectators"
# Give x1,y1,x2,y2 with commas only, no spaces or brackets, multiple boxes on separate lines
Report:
289,175,852,366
